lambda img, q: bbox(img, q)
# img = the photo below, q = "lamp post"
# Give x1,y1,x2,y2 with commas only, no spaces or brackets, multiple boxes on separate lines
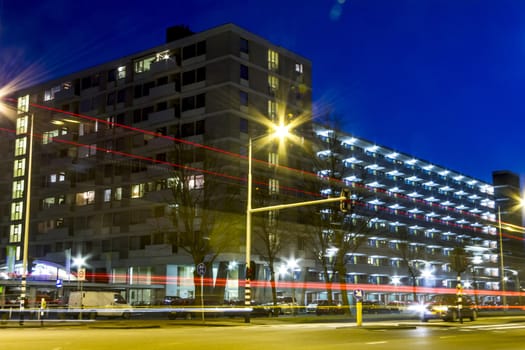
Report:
245,124,289,322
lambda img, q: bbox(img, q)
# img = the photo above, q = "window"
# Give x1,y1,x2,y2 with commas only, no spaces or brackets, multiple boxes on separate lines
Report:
295,63,303,73
11,201,23,221
76,191,95,206
12,180,24,199
15,137,27,156
43,130,59,144
181,93,205,112
268,75,279,95
182,67,206,85
268,100,277,121
183,41,206,60
131,184,145,198
240,91,248,106
117,66,126,80
268,152,278,167
240,38,249,54
134,55,156,73
14,159,26,177
188,175,204,190
16,116,28,134
104,189,112,202
268,49,279,71
10,224,22,243
240,64,249,80
114,187,122,201
269,178,279,194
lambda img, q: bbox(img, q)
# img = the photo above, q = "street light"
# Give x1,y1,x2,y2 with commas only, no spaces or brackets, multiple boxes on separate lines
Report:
245,123,289,321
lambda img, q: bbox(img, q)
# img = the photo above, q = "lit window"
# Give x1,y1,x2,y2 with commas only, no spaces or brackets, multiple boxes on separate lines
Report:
156,50,170,61
42,130,59,144
15,137,27,156
268,152,278,167
269,178,279,194
268,49,279,71
134,55,156,73
114,187,122,201
268,75,279,95
13,159,26,177
268,100,277,121
188,175,204,190
117,66,126,80
43,197,56,208
16,116,28,134
76,191,95,206
295,63,303,73
11,201,23,220
104,189,112,202
10,224,22,243
12,180,24,199
131,184,145,198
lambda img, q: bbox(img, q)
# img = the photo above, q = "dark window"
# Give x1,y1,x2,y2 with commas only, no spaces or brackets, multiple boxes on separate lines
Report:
183,44,196,59
240,118,248,133
240,91,248,106
108,69,116,82
240,65,249,80
240,38,249,54
183,71,195,85
196,93,205,108
134,85,143,98
182,96,195,112
181,122,194,137
196,41,206,56
143,81,155,96
117,89,126,103
196,120,205,135
157,76,168,85
196,67,206,81
107,92,115,105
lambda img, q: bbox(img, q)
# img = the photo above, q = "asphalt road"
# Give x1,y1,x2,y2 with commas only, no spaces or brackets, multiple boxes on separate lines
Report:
2,316,525,350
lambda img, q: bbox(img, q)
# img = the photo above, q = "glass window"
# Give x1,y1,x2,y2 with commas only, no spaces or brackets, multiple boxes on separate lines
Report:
16,116,28,134
76,191,95,206
14,159,26,177
240,38,249,54
240,64,249,80
131,184,145,198
12,180,24,199
268,49,279,71
15,137,27,156
10,224,22,243
240,91,248,106
11,201,23,221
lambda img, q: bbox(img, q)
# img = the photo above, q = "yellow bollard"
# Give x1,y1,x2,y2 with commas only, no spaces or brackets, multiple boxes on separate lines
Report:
356,301,363,327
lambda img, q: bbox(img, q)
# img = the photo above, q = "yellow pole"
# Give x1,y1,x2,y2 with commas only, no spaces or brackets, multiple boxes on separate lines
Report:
356,301,363,327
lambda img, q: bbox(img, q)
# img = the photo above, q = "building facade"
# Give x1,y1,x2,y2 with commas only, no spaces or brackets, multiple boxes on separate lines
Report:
0,23,520,309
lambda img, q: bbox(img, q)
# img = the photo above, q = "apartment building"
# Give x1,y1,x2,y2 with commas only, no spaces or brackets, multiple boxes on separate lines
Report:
0,23,313,305
0,23,519,308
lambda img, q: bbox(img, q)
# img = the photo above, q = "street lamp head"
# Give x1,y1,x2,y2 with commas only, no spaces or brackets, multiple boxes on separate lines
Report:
274,123,290,141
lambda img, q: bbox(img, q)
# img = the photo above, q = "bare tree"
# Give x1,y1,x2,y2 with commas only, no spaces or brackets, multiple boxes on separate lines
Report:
168,141,243,304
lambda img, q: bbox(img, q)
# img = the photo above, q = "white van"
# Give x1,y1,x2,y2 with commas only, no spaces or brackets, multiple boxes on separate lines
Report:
68,291,132,319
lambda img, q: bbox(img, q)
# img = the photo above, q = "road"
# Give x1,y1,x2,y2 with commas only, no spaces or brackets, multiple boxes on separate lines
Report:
2,316,525,350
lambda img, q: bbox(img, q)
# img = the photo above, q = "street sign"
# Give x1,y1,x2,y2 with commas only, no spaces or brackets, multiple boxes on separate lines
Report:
56,279,63,288
78,268,86,281
196,263,206,276
353,289,363,300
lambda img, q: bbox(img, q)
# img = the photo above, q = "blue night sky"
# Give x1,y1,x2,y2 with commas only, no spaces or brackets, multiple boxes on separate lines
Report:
1,0,525,184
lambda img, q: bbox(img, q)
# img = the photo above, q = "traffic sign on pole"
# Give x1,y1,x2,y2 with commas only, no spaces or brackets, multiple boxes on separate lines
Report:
197,263,206,276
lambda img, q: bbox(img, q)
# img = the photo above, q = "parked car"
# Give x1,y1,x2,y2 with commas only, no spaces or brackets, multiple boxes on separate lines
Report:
420,294,477,322
306,300,344,315
361,300,391,314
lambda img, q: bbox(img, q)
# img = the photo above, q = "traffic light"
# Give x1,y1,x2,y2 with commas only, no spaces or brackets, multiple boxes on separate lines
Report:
339,188,351,212
246,261,256,280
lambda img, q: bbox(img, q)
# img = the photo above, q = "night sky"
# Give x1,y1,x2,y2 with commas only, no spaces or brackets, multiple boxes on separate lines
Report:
1,0,525,184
